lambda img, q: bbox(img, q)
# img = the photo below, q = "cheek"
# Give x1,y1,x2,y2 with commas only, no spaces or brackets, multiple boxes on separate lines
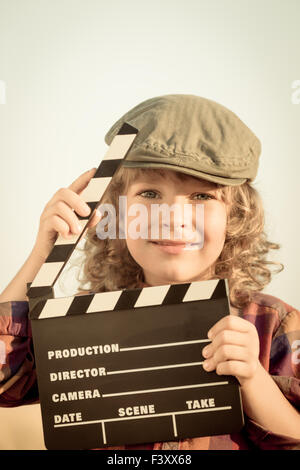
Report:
125,236,152,272
203,205,227,244
125,201,152,240
125,231,147,259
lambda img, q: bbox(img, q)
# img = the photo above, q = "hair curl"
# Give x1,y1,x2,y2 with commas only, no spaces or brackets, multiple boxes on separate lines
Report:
61,166,284,309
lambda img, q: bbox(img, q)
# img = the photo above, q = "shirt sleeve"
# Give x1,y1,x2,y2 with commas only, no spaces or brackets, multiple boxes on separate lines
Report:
0,300,39,407
242,304,300,450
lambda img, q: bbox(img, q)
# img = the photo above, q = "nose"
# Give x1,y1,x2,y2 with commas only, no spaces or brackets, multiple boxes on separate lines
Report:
148,193,203,243
161,195,192,230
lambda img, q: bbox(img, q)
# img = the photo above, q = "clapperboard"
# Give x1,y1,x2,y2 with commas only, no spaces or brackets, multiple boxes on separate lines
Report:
27,123,244,450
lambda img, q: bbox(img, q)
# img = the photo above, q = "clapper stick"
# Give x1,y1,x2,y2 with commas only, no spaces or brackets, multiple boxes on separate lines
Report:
29,277,227,320
28,277,244,450
26,122,138,303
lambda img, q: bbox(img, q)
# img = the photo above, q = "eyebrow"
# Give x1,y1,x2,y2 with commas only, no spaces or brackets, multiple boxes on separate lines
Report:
131,180,217,191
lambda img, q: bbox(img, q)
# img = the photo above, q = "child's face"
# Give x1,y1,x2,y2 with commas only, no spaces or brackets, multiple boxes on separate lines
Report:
124,170,228,286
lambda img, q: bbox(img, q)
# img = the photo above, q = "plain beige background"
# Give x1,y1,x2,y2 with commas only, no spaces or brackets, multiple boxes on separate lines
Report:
0,0,299,450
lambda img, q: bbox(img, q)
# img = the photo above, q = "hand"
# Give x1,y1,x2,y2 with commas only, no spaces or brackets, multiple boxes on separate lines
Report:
201,315,260,387
33,168,102,259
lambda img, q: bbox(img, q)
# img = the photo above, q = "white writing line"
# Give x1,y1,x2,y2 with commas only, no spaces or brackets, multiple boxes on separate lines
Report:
107,361,204,375
172,414,177,437
102,381,229,397
54,406,232,428
101,421,107,445
120,338,211,352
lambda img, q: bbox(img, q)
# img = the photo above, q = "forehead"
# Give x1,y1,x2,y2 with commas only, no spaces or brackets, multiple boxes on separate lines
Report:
131,169,218,190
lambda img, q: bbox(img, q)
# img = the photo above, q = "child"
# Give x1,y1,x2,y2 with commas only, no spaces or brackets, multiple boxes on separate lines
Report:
0,94,299,450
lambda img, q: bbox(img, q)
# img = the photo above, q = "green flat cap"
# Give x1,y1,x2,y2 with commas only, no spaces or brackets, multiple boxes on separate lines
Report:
104,94,261,186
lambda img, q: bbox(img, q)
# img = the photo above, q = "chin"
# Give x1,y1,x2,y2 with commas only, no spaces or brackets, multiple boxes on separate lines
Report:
157,271,195,285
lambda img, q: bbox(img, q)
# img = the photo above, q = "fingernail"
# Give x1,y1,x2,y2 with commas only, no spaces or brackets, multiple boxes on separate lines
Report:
83,205,91,215
207,330,212,339
203,360,212,370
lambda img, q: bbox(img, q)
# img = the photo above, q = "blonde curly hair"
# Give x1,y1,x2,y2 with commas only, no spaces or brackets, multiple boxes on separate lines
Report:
63,166,283,309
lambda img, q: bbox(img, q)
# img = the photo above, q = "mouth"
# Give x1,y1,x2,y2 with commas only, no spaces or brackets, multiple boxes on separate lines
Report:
150,241,188,246
149,240,201,254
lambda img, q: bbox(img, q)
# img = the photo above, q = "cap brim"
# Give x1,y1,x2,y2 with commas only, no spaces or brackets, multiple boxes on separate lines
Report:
122,161,247,186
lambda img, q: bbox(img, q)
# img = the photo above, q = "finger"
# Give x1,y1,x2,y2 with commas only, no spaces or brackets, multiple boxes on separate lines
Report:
202,330,249,359
215,360,256,381
45,215,74,239
48,188,91,218
86,208,103,229
51,200,85,235
207,315,255,340
203,344,250,371
68,168,97,195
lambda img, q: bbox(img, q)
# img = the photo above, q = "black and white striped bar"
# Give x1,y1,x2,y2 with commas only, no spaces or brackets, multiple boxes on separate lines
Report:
29,278,227,320
26,122,138,300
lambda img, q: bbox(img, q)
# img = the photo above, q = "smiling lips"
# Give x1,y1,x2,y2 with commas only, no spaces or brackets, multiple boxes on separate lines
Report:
149,240,199,254
150,240,188,246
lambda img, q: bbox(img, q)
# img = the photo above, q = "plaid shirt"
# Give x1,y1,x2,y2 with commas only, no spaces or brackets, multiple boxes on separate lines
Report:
0,291,299,450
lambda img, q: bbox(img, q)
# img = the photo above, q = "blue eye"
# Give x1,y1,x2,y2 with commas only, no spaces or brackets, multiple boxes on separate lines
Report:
194,193,214,200
137,190,214,200
138,190,158,199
